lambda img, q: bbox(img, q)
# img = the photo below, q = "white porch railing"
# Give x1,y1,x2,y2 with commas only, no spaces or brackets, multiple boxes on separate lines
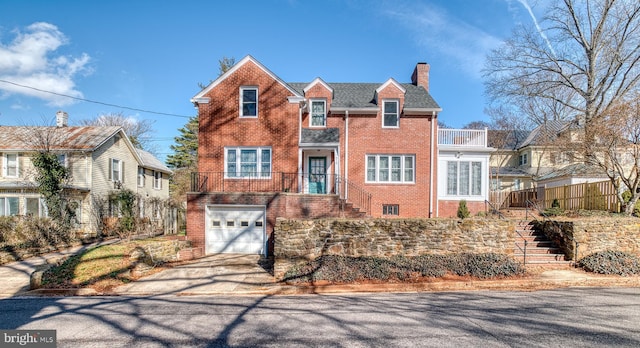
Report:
438,128,487,147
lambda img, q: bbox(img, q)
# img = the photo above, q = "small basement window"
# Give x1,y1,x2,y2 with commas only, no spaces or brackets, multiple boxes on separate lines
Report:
226,220,235,227
240,220,249,227
212,220,221,228
382,204,399,215
255,221,263,227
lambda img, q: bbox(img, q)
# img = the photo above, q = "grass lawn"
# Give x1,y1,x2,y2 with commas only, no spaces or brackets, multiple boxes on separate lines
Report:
42,238,172,293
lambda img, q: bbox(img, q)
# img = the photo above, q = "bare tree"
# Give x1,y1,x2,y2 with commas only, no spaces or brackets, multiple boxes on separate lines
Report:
485,0,640,139
587,93,640,214
485,0,640,214
80,112,154,150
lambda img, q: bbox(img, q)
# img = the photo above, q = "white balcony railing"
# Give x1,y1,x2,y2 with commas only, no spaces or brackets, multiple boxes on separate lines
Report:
438,128,487,147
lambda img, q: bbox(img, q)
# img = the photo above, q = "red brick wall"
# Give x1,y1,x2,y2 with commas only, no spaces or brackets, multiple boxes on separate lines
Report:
438,200,486,218
197,60,299,174
187,192,346,255
341,83,435,218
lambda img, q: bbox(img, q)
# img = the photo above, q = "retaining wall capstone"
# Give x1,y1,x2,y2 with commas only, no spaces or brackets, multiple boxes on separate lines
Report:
274,217,515,279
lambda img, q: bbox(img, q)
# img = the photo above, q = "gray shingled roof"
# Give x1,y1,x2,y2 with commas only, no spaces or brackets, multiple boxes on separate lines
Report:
288,82,440,110
0,126,121,151
136,149,172,173
300,128,340,145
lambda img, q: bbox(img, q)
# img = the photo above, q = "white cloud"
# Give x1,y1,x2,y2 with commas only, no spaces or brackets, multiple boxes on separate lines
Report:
383,3,503,79
0,22,91,106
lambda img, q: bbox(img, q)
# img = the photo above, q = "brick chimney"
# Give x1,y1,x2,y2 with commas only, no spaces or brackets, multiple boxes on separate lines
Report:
56,110,68,127
411,62,430,92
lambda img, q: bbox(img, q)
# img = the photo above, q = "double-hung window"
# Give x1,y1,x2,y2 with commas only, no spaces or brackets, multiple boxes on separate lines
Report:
240,87,258,117
518,153,528,166
446,161,482,196
382,100,399,128
4,154,18,177
0,197,19,216
110,158,123,182
138,167,145,187
226,147,272,178
366,154,414,183
310,100,326,127
153,170,162,189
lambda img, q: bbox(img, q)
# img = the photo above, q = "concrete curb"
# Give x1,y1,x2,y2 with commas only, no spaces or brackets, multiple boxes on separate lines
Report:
36,274,634,297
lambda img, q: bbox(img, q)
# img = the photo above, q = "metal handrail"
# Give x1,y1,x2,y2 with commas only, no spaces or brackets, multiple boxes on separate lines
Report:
484,200,505,219
190,171,373,216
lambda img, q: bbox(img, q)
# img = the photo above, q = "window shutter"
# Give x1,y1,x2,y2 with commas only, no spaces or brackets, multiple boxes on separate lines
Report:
108,158,112,181
121,161,125,183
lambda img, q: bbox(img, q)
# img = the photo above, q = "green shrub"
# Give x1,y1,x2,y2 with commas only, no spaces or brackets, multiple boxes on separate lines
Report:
578,251,640,276
457,200,470,219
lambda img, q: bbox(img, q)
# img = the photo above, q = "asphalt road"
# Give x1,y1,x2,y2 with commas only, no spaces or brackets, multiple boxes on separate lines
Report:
0,288,639,347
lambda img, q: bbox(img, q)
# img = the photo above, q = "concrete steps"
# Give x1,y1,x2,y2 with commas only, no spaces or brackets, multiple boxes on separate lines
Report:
515,221,572,267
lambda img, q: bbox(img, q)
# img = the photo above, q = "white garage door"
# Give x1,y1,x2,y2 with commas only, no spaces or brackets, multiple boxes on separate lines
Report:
205,205,266,255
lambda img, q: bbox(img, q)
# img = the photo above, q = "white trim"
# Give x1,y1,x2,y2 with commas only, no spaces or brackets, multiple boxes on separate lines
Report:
239,86,259,118
191,55,303,102
309,99,327,127
375,78,406,94
204,204,267,255
153,170,162,190
111,158,123,182
365,154,415,184
404,107,442,115
3,153,18,178
304,77,334,95
330,107,378,114
224,146,272,178
382,99,400,128
137,167,145,187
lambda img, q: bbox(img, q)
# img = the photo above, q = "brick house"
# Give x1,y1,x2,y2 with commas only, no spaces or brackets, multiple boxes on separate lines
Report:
187,55,491,256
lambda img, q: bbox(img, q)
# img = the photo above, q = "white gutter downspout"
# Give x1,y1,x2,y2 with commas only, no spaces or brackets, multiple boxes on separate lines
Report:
430,112,435,218
345,110,349,200
298,101,304,192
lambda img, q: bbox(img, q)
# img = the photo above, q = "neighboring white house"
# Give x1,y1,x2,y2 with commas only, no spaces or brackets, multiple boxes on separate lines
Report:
0,111,172,234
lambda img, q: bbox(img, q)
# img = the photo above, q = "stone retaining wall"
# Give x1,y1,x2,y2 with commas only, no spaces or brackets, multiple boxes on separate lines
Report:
536,217,640,260
274,217,515,279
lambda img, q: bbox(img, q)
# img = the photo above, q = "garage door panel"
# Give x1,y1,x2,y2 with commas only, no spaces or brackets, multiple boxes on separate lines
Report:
205,206,265,255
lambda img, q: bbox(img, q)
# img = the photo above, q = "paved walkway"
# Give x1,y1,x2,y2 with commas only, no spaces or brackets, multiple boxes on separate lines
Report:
0,241,113,299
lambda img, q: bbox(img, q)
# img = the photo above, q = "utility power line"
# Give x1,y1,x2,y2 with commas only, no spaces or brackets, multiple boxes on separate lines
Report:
0,79,194,119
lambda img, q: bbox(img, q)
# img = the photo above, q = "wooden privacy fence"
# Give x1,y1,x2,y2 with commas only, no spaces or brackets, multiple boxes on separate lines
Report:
493,180,621,212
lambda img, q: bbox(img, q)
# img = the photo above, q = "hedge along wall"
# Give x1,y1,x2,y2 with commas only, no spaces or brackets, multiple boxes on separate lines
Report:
536,217,640,261
273,217,516,279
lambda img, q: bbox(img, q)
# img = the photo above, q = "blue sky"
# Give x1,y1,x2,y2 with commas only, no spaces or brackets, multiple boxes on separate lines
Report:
0,0,537,161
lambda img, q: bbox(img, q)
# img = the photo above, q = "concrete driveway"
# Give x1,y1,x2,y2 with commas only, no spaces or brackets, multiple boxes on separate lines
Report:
114,254,277,296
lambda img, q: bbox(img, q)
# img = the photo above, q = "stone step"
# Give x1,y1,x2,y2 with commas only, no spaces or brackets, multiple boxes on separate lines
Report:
515,253,567,262
516,240,555,248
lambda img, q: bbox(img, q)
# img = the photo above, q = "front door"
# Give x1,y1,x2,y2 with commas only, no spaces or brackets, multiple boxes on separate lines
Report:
309,157,327,194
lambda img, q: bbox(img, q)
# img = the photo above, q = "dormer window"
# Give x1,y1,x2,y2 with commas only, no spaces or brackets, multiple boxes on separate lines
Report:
383,100,399,128
310,100,326,127
240,86,258,117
